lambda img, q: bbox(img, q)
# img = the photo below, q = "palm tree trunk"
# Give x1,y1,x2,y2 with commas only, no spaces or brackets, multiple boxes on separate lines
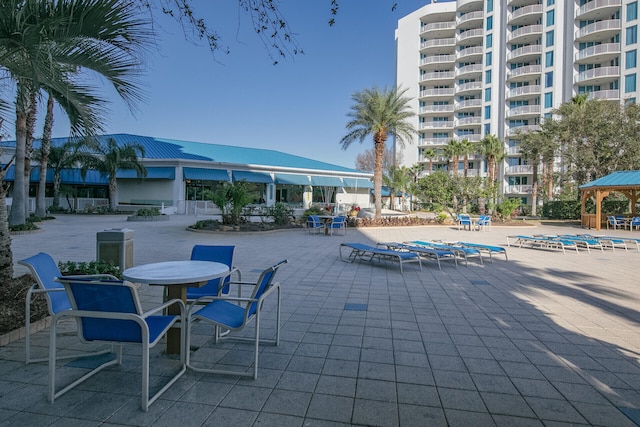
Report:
373,139,385,220
36,96,54,217
531,161,539,216
53,174,61,208
109,177,118,211
8,110,27,227
23,92,37,218
0,169,13,283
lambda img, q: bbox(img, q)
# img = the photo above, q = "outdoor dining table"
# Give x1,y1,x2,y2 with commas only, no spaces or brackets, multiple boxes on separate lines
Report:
122,260,229,354
317,215,337,235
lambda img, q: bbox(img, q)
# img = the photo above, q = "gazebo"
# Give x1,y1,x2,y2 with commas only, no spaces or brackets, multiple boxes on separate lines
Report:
579,170,640,230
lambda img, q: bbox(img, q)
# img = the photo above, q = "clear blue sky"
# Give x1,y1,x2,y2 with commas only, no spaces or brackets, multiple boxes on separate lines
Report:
28,1,434,169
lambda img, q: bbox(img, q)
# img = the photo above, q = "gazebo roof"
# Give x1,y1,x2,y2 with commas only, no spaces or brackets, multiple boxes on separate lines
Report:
579,170,640,189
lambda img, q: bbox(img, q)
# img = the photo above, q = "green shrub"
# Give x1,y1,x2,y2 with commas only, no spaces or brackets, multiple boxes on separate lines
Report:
302,206,328,220
135,207,161,216
435,212,449,224
542,201,581,219
58,260,122,279
266,202,294,225
494,198,521,221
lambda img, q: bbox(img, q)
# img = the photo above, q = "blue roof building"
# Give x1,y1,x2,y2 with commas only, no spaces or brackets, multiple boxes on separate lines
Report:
1,134,373,214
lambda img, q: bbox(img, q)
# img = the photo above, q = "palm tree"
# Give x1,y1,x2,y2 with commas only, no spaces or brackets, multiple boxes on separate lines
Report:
1,0,151,226
340,86,416,219
39,141,81,209
517,130,542,216
35,94,55,217
0,158,13,283
478,134,505,184
444,138,464,176
76,138,146,211
422,148,437,175
459,138,474,178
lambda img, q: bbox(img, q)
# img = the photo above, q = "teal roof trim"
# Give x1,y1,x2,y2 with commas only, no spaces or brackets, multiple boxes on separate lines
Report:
579,170,640,188
274,174,310,185
311,176,344,186
3,166,108,185
232,170,273,183
117,167,175,179
183,167,229,181
342,178,374,189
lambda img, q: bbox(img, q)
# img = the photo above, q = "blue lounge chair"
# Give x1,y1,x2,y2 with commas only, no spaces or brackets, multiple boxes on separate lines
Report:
409,240,482,265
450,241,508,262
186,260,287,379
607,215,625,230
507,235,579,254
49,278,186,411
18,252,118,364
377,242,457,270
339,243,422,273
327,215,347,236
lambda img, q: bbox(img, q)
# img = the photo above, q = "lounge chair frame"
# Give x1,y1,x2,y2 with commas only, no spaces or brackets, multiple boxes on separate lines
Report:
339,243,422,273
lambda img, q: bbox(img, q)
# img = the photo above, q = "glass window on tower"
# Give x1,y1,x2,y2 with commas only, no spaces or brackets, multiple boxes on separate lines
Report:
628,2,638,22
626,50,637,69
544,92,553,108
545,72,553,87
545,51,554,67
546,10,555,27
546,30,554,47
627,25,638,45
487,0,493,12
625,74,637,92
486,34,493,48
486,16,493,31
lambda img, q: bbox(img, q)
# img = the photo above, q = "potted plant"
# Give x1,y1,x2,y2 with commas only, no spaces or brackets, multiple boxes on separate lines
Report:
349,205,361,217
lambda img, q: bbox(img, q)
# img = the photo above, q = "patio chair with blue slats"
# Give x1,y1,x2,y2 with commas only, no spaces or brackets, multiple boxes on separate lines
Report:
49,278,186,411
630,217,640,231
186,259,288,379
457,214,472,230
18,252,119,364
187,245,241,302
327,215,347,236
607,215,625,230
306,215,325,235
476,215,492,231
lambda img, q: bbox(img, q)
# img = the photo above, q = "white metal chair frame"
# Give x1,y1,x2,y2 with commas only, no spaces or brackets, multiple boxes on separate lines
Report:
186,260,287,379
48,279,186,412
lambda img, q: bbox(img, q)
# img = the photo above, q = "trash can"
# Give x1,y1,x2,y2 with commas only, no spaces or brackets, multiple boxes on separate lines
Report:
96,228,134,272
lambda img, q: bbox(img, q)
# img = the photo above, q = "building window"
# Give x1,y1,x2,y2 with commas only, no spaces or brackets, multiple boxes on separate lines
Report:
544,92,553,108
545,72,553,87
485,88,491,102
484,106,491,119
626,74,637,92
484,124,491,135
486,16,493,31
487,0,493,12
628,2,638,21
546,10,555,26
627,25,638,45
485,70,492,84
545,30,554,47
545,51,554,67
486,34,493,48
486,52,492,66
547,0,554,5
627,50,637,68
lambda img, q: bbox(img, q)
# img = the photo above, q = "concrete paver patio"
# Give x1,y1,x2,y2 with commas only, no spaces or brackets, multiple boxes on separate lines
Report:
1,214,639,426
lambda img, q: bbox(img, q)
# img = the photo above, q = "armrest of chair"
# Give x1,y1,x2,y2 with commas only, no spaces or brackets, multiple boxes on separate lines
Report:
143,298,185,318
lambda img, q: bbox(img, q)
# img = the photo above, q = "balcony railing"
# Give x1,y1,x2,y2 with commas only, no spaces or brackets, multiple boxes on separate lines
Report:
456,11,483,27
421,55,456,66
420,121,455,130
420,71,455,83
587,89,620,100
507,65,542,81
508,25,542,43
506,165,534,174
507,124,540,136
420,21,456,36
506,105,541,118
505,185,533,194
456,81,482,93
456,46,483,60
455,116,482,126
420,38,456,50
507,85,541,99
455,99,482,110
456,28,483,44
508,4,543,25
420,88,455,98
507,44,543,62
574,66,620,84
575,42,620,62
420,104,455,114
418,137,450,146
576,0,622,20
456,64,483,77
575,19,621,41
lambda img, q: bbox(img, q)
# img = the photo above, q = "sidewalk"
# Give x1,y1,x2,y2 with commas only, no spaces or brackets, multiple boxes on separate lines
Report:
2,214,639,426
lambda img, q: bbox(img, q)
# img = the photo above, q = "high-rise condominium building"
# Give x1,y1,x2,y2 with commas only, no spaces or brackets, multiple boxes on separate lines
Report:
395,0,638,209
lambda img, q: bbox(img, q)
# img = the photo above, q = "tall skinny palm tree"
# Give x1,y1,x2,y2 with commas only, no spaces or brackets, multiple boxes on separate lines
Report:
340,86,416,219
76,138,146,211
422,148,437,175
